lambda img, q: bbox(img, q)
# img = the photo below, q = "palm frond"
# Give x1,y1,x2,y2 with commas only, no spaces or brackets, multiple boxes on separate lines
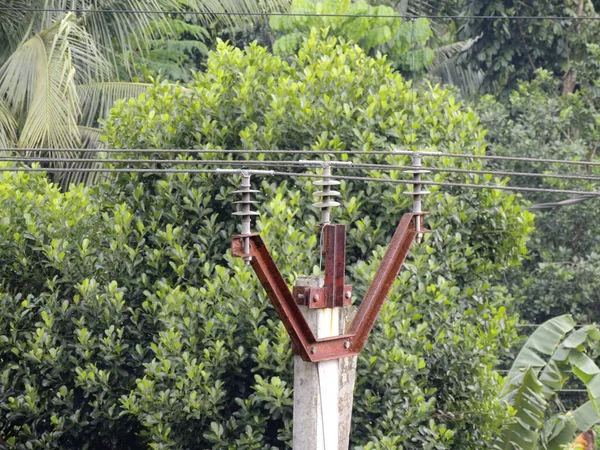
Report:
430,36,481,68
76,0,181,72
0,15,91,149
56,126,109,188
79,126,104,149
427,36,485,97
0,99,17,150
185,0,293,27
78,82,153,127
0,3,34,61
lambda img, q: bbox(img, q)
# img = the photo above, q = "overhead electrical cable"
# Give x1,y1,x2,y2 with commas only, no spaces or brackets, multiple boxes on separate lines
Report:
3,156,600,183
0,6,599,21
2,166,599,196
5,148,600,168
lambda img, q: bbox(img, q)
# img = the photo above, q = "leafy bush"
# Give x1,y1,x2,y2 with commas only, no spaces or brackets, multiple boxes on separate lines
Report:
0,35,533,449
475,66,600,325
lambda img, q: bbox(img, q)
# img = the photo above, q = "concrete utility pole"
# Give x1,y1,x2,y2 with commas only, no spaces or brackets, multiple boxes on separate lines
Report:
294,163,355,449
230,159,428,450
293,276,357,450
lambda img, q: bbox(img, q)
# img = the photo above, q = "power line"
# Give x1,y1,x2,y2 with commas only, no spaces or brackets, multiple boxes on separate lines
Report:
0,6,599,21
527,196,598,210
2,166,599,196
6,148,600,168
4,156,600,183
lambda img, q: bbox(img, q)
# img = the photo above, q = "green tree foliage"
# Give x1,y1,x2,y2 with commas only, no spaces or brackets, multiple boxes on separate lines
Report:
455,0,600,93
0,36,533,448
474,61,600,325
270,0,433,72
494,315,600,450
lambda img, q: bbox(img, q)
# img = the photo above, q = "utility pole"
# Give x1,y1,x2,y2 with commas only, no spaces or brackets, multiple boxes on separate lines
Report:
292,163,356,450
230,158,429,449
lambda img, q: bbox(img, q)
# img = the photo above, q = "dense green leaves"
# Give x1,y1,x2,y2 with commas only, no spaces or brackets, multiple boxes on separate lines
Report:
475,67,600,326
0,38,533,448
455,0,600,93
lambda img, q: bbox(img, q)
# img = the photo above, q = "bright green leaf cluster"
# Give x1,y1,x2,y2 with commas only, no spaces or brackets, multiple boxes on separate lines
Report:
0,37,534,449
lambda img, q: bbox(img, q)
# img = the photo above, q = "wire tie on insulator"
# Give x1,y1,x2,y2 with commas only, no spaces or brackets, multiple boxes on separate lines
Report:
232,170,260,264
404,153,430,243
312,162,341,225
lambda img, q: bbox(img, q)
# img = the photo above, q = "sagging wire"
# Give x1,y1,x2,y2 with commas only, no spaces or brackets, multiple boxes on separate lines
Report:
6,148,600,168
1,165,599,197
1,6,600,21
3,156,600,183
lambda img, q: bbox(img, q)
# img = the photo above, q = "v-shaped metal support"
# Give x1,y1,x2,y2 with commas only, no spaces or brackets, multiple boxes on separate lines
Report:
231,212,427,362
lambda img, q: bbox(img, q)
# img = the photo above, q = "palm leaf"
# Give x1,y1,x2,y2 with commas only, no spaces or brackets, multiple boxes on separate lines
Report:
427,36,485,97
0,99,17,150
78,82,153,126
0,16,84,149
571,401,600,431
494,368,546,450
57,126,109,188
185,0,293,27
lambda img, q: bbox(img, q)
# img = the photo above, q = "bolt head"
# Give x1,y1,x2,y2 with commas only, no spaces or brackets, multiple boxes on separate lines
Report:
344,341,350,349
311,347,317,354
312,294,319,303
345,291,352,299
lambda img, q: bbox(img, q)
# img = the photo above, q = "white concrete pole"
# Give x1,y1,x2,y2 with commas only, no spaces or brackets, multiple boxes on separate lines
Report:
293,277,357,450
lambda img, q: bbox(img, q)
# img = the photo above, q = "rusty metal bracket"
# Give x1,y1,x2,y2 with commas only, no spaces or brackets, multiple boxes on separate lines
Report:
231,212,429,362
294,224,352,309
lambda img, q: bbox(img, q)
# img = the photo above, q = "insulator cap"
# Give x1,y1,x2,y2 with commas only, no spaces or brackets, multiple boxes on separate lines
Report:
232,189,260,194
233,211,260,217
313,200,341,208
314,190,341,198
314,179,341,187
403,169,432,175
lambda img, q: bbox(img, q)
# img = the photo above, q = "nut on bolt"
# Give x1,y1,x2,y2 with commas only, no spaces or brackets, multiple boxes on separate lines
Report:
311,346,317,354
312,294,320,303
344,341,351,349
345,291,352,299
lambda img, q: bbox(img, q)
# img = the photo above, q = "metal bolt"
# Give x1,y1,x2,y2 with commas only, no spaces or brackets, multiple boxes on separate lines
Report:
344,341,350,349
311,347,317,354
345,291,352,299
297,293,305,300
312,294,319,303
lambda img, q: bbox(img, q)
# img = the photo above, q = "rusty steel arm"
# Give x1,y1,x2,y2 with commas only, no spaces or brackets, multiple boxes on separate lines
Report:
231,212,425,362
232,235,317,361
347,213,419,352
